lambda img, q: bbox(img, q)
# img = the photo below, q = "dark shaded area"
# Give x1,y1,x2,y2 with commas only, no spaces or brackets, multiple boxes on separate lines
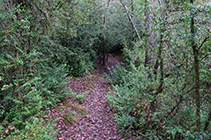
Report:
96,43,124,69
109,44,124,56
95,44,124,75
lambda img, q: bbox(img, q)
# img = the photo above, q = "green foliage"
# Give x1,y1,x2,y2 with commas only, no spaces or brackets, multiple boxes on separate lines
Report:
103,1,136,45
107,60,160,132
76,92,88,103
2,117,58,140
55,102,87,124
0,0,73,138
106,65,127,85
52,0,100,76
0,0,111,138
107,48,211,139
0,0,210,139
107,1,211,138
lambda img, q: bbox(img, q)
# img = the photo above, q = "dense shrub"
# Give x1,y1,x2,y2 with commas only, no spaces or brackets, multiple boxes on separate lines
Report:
107,46,211,139
51,0,101,76
106,1,211,136
2,117,58,140
0,1,72,138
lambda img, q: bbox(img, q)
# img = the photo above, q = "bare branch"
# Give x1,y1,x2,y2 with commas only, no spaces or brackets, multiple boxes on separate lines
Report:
53,0,68,10
119,0,142,42
200,52,211,62
166,87,194,119
197,36,210,52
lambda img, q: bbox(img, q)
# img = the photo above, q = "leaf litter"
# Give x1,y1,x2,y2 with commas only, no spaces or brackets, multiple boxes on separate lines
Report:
44,54,136,140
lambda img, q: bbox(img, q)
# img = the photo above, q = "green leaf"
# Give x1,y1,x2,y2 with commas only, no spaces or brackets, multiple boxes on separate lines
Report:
1,83,13,91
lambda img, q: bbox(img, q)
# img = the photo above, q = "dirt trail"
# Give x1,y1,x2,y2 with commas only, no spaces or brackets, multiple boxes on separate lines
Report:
48,55,129,140
64,74,122,139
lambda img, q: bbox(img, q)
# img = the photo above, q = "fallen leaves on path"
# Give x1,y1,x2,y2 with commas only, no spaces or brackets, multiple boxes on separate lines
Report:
44,55,135,140
59,74,124,140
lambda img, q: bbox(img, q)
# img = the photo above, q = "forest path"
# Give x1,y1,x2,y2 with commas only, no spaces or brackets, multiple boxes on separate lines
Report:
48,54,128,140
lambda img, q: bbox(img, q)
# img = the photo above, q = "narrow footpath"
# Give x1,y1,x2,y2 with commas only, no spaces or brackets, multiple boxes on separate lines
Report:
45,54,129,140
64,73,122,139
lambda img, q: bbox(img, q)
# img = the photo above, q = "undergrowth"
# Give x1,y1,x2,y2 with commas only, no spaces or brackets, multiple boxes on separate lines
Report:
106,46,211,139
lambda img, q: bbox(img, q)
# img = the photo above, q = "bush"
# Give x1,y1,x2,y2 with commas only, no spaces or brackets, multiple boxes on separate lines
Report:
107,46,211,139
1,117,58,140
52,0,100,76
0,1,72,138
107,62,160,132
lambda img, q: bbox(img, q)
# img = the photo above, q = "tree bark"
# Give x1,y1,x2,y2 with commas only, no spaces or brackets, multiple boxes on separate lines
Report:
130,0,135,41
190,0,200,133
144,0,155,68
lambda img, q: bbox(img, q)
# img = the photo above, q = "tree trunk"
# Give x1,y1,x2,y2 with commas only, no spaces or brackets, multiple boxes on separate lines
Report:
190,0,200,133
144,0,155,68
131,0,135,41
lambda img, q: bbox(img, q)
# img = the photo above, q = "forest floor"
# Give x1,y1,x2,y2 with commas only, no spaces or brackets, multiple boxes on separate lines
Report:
44,53,134,140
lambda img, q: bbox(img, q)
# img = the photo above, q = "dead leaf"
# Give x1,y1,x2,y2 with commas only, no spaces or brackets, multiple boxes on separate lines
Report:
3,129,9,133
9,126,15,130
